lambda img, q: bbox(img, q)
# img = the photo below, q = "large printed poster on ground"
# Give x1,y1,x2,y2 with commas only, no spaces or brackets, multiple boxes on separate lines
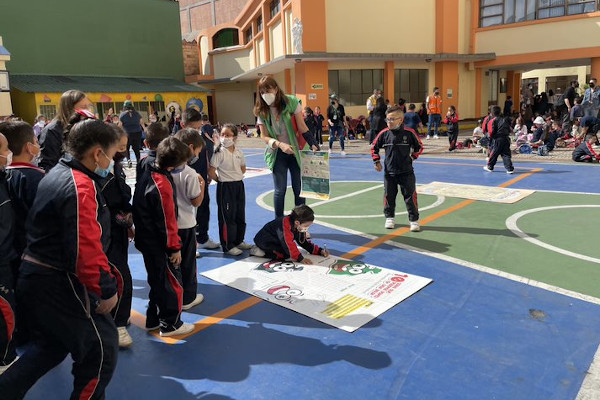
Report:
418,181,535,203
201,255,432,332
300,150,330,200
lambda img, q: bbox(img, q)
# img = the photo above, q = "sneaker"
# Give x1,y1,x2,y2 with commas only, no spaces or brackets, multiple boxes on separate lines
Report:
195,250,201,258
328,149,332,154
0,356,19,375
117,327,133,348
182,294,204,311
384,218,395,229
237,241,253,250
433,135,439,139
506,169,515,175
128,160,132,168
197,238,220,249
410,221,421,232
341,151,346,156
483,165,493,172
226,247,243,256
160,322,194,337
426,135,431,140
249,245,266,257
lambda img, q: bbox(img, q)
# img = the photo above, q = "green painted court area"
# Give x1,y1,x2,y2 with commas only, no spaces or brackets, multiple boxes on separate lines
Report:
259,181,600,299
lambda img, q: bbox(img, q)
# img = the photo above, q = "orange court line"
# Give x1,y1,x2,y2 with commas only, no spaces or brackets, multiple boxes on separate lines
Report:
136,167,543,343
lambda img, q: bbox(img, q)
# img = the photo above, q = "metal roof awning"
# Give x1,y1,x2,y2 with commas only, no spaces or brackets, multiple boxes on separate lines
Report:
228,52,497,82
10,75,211,93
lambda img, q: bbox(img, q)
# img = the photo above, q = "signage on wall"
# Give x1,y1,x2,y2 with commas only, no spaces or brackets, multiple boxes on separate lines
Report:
311,84,324,90
308,93,317,100
447,88,453,99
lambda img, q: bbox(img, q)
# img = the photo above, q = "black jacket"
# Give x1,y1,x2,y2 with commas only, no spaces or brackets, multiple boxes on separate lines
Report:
38,120,64,172
254,215,322,262
371,126,423,175
327,103,345,127
133,163,181,255
24,156,117,302
100,161,132,225
6,163,45,255
0,170,17,270
136,150,156,183
371,102,388,134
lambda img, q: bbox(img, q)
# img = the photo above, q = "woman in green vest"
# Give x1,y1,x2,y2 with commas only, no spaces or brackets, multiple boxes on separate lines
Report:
254,76,319,217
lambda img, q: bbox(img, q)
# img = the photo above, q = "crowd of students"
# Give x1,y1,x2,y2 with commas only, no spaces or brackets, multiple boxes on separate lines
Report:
0,88,333,398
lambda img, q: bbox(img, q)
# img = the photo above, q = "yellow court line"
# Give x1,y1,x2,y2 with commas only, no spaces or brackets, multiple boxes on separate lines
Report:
137,167,543,343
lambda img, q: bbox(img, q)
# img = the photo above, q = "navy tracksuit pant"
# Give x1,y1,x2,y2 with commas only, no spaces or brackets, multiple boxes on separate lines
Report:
178,227,198,305
0,262,118,400
216,181,246,251
487,136,514,172
383,172,419,222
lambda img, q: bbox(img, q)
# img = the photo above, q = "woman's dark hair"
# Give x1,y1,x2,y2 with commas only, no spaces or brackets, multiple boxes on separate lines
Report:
221,123,238,137
290,205,315,223
304,106,313,115
449,105,456,112
56,90,87,127
65,119,118,159
174,127,205,149
253,76,287,119
156,136,191,169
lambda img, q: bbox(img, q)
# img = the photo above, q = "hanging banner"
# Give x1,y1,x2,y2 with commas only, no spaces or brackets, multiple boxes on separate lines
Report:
300,150,330,200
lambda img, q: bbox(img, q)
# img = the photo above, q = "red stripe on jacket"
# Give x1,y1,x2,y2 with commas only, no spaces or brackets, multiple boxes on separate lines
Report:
370,128,389,162
151,172,181,252
0,297,14,345
72,170,115,299
587,141,600,158
79,377,99,400
282,216,301,260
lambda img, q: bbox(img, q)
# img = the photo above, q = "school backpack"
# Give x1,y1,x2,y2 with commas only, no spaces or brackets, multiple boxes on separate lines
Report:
538,145,549,156
518,144,532,154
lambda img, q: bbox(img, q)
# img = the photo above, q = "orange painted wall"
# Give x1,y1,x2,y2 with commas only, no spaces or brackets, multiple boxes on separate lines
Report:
436,0,459,53
384,61,394,104
294,61,329,112
435,61,460,111
592,57,600,80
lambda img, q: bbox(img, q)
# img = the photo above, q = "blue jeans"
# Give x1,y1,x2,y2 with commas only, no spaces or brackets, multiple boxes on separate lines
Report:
427,114,441,137
272,150,304,217
328,124,345,151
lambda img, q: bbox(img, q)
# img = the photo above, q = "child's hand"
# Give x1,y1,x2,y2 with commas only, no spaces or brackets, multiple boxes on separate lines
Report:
169,251,182,267
320,248,330,257
374,162,382,172
301,258,313,265
95,294,118,315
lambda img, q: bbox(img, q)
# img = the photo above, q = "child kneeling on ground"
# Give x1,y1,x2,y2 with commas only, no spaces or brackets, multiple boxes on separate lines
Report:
251,205,330,265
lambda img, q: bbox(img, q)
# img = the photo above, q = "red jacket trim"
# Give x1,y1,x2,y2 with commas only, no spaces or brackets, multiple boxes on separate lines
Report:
151,172,181,251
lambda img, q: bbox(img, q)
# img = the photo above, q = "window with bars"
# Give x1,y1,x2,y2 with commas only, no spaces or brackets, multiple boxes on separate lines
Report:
245,27,253,44
270,0,280,19
328,69,384,107
39,105,56,121
480,0,598,27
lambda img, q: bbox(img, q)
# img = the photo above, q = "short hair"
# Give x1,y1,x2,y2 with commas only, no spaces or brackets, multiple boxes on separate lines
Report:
201,113,209,122
145,122,169,149
575,96,582,104
492,105,502,116
65,119,118,160
182,108,202,125
433,86,439,91
385,106,405,116
111,124,128,139
0,121,35,155
408,103,416,110
304,106,313,114
291,204,314,223
156,137,191,170
174,128,205,149
571,80,579,86
221,123,239,136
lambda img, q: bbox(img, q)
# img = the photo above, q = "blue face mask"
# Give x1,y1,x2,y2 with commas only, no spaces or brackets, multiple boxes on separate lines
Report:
188,155,199,165
94,151,114,178
171,165,185,174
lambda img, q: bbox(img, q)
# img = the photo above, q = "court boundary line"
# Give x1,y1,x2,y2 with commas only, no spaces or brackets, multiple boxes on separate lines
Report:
576,345,600,400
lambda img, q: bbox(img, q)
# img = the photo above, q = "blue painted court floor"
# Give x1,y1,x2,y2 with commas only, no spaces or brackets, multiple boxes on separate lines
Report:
21,153,600,399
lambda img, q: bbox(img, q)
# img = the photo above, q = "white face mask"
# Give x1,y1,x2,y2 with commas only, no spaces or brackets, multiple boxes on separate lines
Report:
0,151,13,169
261,92,276,106
220,137,234,148
37,120,46,127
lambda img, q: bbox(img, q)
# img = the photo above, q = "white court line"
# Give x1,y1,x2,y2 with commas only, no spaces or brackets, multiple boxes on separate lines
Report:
310,184,383,207
314,219,600,306
576,344,600,400
506,205,600,265
316,195,445,218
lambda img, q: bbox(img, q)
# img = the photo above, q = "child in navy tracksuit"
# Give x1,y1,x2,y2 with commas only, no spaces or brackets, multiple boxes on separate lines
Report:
136,122,169,182
483,106,514,174
251,205,330,264
99,126,135,348
172,128,206,309
371,106,423,232
0,132,18,374
572,134,600,162
209,124,251,256
443,106,459,151
133,136,194,337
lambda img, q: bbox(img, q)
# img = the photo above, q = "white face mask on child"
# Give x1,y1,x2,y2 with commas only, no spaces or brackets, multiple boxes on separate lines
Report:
220,137,234,148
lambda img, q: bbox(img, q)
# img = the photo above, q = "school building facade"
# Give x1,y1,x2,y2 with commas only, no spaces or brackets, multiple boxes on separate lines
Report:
183,0,600,123
0,0,209,123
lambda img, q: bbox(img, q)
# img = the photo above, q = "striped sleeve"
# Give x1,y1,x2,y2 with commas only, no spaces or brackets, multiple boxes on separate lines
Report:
371,128,389,163
152,172,182,252
72,170,117,300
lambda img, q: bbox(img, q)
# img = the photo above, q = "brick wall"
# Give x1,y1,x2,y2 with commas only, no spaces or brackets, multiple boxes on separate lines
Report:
182,42,200,76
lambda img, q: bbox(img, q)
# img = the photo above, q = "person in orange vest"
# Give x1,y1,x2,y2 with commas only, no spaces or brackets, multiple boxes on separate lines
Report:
426,87,443,140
